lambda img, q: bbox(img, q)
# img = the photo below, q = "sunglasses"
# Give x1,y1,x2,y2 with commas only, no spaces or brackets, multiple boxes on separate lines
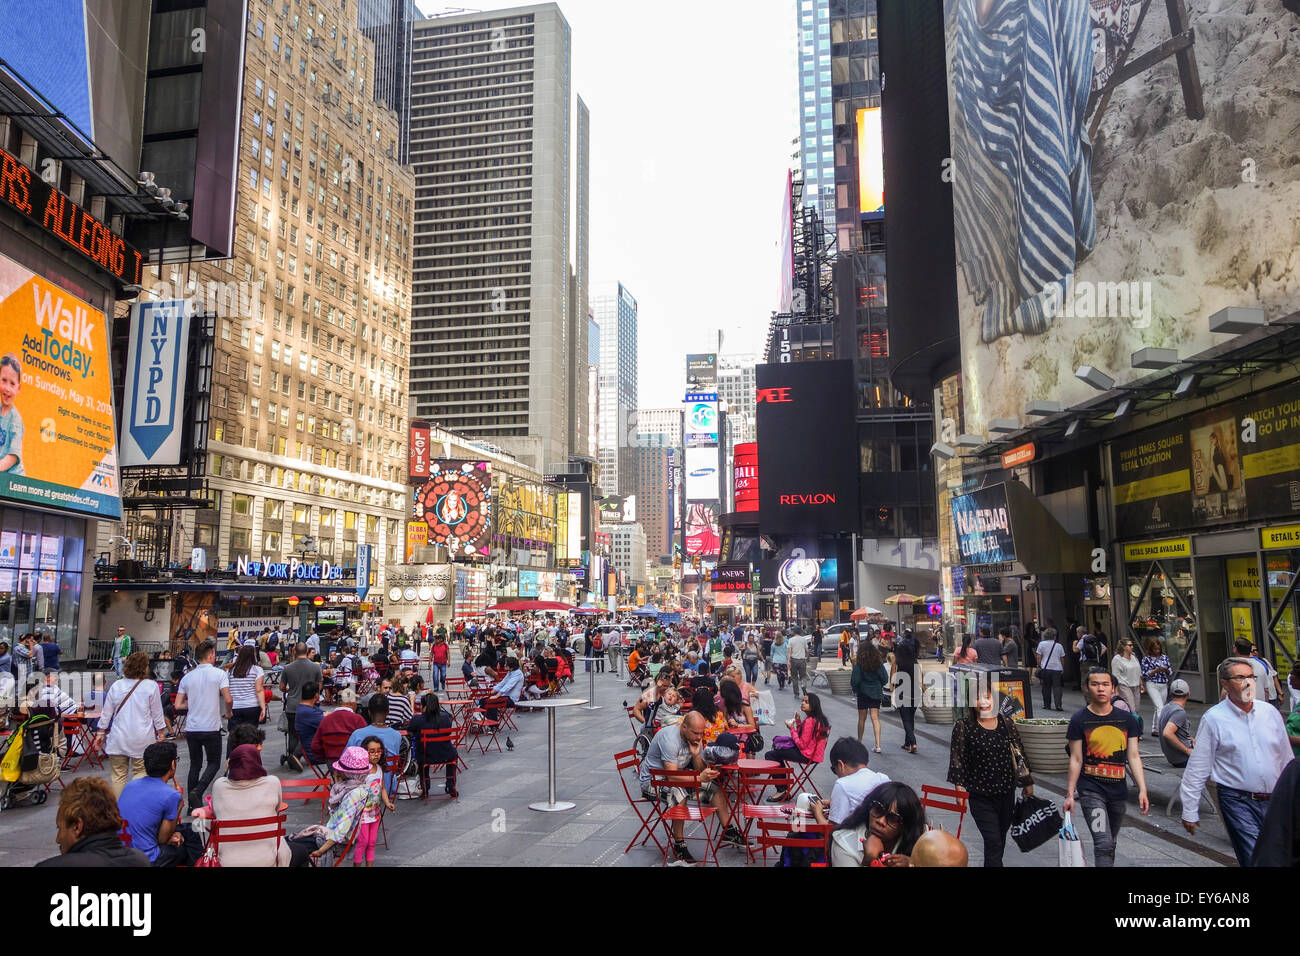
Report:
870,801,904,827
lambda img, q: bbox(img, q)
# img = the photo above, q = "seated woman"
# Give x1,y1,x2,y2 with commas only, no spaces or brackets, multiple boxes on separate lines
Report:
385,676,415,730
830,781,926,867
309,746,382,867
206,744,291,867
718,678,758,754
407,693,458,798
765,693,831,802
690,687,730,746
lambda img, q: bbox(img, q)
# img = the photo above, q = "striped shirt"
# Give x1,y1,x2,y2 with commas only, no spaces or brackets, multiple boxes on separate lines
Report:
228,666,264,710
386,693,413,728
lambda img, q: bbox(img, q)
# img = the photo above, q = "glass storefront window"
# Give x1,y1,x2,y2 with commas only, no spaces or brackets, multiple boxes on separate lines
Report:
1127,559,1198,674
1264,547,1300,683
0,508,85,649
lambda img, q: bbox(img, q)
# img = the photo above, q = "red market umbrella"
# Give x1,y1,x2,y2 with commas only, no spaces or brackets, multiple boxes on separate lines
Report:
484,600,576,612
849,606,882,621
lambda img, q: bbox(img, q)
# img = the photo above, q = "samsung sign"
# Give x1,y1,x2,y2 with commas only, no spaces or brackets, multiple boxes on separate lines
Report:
950,485,1016,565
237,555,345,581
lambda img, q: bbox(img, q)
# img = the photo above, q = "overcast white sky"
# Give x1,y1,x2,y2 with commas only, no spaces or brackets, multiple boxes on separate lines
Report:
415,0,799,407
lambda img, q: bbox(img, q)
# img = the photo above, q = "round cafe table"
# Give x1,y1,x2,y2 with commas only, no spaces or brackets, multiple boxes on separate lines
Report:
511,697,588,812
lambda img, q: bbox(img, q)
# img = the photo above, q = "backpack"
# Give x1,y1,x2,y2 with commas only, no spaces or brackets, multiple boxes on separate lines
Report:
592,634,603,651
1080,634,1101,664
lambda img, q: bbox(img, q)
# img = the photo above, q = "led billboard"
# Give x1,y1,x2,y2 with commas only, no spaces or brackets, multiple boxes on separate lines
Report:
684,399,719,446
856,107,884,214
684,445,721,502
413,461,492,559
733,442,759,513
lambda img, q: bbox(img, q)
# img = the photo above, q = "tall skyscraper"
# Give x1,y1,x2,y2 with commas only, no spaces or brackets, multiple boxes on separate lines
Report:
357,0,422,164
797,0,836,248
185,0,414,589
593,281,639,496
635,407,682,447
568,96,591,461
406,4,581,470
587,312,600,460
718,355,757,450
630,445,673,564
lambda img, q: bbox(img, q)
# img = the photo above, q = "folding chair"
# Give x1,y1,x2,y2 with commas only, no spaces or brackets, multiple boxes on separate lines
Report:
752,816,834,867
60,714,101,772
920,784,969,838
787,758,824,800
281,776,331,824
467,700,504,755
648,767,718,866
417,727,462,800
734,766,795,847
615,749,664,856
206,813,288,866
169,693,187,739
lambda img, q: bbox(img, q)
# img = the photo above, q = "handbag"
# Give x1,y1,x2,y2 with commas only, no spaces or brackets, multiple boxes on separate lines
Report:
1057,810,1085,867
771,733,795,751
1008,726,1033,788
1010,794,1061,852
752,689,777,726
277,710,290,733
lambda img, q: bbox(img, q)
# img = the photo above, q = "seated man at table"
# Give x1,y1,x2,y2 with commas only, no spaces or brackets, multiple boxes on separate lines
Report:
22,669,81,717
638,711,748,863
808,737,889,826
346,695,402,795
295,682,325,765
491,657,525,707
118,741,203,866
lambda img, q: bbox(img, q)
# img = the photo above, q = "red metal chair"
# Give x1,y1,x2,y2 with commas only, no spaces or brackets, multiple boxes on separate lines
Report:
920,784,969,838
787,758,825,800
648,767,717,866
733,766,795,846
417,728,462,800
206,813,288,866
751,816,834,867
281,776,331,824
60,714,102,772
615,749,664,856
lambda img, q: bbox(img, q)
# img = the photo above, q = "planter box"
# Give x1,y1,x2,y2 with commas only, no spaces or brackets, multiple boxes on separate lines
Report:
921,687,956,725
825,669,853,696
1017,719,1070,774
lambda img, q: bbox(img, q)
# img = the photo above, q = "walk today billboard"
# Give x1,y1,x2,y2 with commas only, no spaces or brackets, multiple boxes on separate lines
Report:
944,0,1300,435
0,253,120,518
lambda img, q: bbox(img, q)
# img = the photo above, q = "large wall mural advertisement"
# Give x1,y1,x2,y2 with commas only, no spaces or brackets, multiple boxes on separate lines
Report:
413,460,492,560
944,0,1300,435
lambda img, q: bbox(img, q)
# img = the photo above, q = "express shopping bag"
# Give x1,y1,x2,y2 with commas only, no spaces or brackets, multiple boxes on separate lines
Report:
752,689,777,726
1057,810,1086,867
1010,794,1061,853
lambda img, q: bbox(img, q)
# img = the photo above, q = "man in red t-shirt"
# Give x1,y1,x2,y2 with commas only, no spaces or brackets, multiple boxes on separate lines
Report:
431,636,450,691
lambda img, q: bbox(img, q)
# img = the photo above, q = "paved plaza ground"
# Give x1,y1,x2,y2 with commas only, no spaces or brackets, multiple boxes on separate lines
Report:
0,652,1242,867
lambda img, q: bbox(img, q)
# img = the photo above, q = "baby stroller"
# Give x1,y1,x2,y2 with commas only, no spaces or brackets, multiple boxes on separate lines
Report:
0,712,65,810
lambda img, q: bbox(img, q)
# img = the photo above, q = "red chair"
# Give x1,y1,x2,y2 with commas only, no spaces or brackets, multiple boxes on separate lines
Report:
467,699,505,755
206,814,288,866
752,816,834,867
648,767,717,866
920,784,969,838
281,776,331,823
787,758,824,800
60,714,101,772
417,728,462,800
615,749,664,856
733,766,795,845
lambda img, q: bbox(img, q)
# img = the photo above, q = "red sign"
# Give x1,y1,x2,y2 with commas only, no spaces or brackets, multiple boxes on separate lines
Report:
756,386,793,404
778,493,836,505
312,596,325,606
1001,442,1036,469
287,596,300,607
733,443,758,513
408,423,431,479
0,144,144,286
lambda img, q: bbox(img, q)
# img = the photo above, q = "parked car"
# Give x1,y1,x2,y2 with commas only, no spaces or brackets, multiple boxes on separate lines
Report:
821,622,870,657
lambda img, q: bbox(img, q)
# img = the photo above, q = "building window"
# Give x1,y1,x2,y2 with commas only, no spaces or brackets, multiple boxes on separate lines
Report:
264,499,283,520
293,503,310,523
232,494,253,516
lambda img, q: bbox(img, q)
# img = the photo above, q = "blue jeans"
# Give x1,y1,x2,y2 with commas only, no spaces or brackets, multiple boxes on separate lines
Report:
1216,786,1268,867
1076,787,1126,867
743,661,758,684
431,663,446,690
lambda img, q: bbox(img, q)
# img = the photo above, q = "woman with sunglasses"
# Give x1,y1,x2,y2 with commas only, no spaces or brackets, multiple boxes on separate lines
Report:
947,686,1034,866
829,781,926,867
1111,638,1143,717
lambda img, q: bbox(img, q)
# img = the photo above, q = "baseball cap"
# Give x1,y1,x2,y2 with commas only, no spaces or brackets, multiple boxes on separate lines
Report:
1169,678,1190,697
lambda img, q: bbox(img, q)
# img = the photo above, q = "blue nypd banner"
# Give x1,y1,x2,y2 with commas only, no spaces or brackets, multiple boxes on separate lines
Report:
121,300,191,466
356,544,372,600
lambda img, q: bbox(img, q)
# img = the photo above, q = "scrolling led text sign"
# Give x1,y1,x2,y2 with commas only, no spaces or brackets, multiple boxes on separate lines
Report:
0,144,145,286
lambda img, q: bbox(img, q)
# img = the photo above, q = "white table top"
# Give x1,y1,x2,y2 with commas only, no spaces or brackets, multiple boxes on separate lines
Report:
512,698,589,709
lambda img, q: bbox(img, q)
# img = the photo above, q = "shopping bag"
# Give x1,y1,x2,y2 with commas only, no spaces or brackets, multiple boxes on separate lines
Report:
1057,810,1085,867
752,689,777,726
1010,794,1061,852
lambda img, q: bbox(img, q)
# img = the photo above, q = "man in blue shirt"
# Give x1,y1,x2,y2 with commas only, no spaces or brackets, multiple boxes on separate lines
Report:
346,694,402,793
117,742,202,866
295,681,325,764
492,656,525,703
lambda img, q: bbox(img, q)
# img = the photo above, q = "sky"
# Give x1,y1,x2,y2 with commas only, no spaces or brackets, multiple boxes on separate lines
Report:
415,0,799,408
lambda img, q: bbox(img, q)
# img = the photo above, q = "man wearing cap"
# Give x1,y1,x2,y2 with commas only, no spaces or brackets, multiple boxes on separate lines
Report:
1180,657,1292,867
1156,679,1195,768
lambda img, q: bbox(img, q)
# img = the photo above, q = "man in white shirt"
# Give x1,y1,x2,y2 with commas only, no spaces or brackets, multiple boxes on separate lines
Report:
175,640,232,813
1180,656,1292,867
809,737,889,825
786,630,811,698
306,630,321,659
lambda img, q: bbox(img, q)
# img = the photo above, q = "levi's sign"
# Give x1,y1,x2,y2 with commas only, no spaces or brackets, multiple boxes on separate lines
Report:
0,143,144,286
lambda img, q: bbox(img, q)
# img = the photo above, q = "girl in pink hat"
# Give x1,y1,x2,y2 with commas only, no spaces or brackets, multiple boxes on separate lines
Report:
310,744,390,866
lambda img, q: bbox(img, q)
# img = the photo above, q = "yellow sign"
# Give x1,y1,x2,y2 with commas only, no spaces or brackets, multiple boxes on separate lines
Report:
1231,606,1256,647
1112,470,1191,507
1123,538,1191,562
404,521,428,562
0,254,120,518
1243,444,1300,482
1262,524,1300,550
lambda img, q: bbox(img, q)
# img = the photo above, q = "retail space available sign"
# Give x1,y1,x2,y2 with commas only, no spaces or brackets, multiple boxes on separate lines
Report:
1122,538,1191,562
0,252,120,518
236,555,344,581
951,484,1015,565
121,300,191,466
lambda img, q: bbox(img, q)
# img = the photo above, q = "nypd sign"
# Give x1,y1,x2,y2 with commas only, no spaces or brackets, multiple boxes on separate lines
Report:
121,299,191,466
237,555,344,581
